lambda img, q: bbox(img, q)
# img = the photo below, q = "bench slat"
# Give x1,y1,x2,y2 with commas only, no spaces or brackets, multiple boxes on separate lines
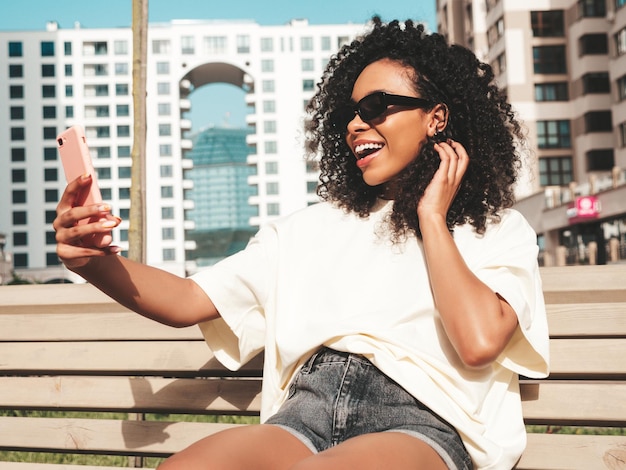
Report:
0,342,263,377
0,312,203,341
546,302,626,337
0,416,236,457
520,381,626,425
0,376,261,414
517,433,626,470
550,338,626,376
3,338,624,377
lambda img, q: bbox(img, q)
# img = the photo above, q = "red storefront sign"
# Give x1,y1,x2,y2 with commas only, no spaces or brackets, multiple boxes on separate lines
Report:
567,196,601,224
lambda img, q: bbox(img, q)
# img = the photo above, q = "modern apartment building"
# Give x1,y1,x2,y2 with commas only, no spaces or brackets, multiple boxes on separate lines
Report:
0,18,366,282
437,0,626,265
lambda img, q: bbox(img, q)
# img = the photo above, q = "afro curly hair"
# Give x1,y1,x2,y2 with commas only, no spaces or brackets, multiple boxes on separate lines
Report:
304,17,525,241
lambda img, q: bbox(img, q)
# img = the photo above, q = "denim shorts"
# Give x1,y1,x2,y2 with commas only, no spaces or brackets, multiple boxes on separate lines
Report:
266,347,472,470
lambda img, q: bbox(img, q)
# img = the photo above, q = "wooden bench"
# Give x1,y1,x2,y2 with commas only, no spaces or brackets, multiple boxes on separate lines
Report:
0,264,625,469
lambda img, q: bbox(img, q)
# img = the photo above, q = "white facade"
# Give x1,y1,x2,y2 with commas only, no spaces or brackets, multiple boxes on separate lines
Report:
0,19,366,282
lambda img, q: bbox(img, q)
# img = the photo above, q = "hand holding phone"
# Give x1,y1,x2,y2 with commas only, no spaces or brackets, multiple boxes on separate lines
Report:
57,125,112,247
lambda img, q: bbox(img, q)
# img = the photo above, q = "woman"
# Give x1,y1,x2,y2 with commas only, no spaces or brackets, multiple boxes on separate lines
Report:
54,18,549,469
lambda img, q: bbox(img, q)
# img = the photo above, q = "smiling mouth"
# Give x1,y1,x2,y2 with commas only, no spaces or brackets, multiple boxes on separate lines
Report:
354,142,384,159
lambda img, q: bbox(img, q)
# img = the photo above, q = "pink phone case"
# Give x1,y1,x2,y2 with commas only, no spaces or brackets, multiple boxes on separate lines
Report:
57,125,112,247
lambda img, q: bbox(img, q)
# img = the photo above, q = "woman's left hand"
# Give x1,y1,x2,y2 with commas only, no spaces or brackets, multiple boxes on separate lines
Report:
417,139,469,219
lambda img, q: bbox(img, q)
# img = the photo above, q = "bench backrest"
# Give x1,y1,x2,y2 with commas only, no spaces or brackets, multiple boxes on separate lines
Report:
0,264,625,469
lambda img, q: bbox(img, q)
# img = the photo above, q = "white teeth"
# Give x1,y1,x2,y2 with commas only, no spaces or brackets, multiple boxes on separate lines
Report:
355,143,383,155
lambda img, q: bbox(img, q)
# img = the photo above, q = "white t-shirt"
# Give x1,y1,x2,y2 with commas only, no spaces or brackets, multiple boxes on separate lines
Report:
191,200,550,469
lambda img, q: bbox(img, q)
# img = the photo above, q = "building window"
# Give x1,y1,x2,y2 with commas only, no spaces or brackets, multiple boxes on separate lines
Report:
13,253,28,268
160,164,173,177
263,100,276,113
118,167,131,179
11,148,25,162
12,190,26,204
64,64,72,76
45,231,56,245
9,64,23,78
204,36,227,54
13,211,27,225
44,147,57,160
46,252,61,266
45,210,56,224
237,35,250,53
13,232,28,246
267,203,280,216
302,79,315,91
159,144,172,156
41,63,55,77
83,41,108,55
264,141,278,154
117,104,130,116
66,105,74,118
261,59,274,73
116,84,129,96
119,187,130,199
8,41,23,57
156,62,170,74
586,149,614,171
115,63,129,75
117,125,131,137
114,40,128,55
162,248,176,261
181,36,195,54
10,106,24,120
157,82,170,95
44,189,58,202
260,37,273,52
96,167,111,180
158,124,171,136
65,85,74,97
583,72,610,93
487,17,505,46
42,106,56,119
93,146,111,158
11,128,25,141
10,85,24,99
301,58,314,72
533,46,567,74
539,156,573,186
161,207,174,219
64,41,72,55
577,0,606,18
41,41,55,56
531,10,564,37
266,182,279,195
537,120,571,148
301,37,314,51
42,85,56,98
44,168,58,181
265,161,279,174
262,80,275,93
152,40,171,54
161,186,174,198
535,82,568,101
321,36,331,51
43,127,57,140
162,227,175,240
579,34,608,55
264,121,277,133
118,146,131,157
584,111,612,132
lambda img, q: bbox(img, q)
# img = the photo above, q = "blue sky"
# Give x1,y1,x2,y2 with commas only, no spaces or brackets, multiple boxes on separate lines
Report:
1,0,437,130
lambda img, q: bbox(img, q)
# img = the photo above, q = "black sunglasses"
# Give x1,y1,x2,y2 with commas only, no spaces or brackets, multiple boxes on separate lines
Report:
331,91,433,130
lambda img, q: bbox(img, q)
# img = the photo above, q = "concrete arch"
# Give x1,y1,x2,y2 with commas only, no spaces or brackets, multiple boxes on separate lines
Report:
179,60,254,95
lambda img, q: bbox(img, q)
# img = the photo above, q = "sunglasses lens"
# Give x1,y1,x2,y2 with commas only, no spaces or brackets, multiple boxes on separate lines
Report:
358,93,387,121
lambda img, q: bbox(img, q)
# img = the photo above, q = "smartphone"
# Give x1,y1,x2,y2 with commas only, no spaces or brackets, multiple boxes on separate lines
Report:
57,125,112,247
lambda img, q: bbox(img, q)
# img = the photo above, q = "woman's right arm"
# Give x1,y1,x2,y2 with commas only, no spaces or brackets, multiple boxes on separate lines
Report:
54,174,220,327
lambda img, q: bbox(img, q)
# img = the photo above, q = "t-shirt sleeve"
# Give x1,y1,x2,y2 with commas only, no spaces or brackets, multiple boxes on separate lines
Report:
470,211,550,378
189,225,277,371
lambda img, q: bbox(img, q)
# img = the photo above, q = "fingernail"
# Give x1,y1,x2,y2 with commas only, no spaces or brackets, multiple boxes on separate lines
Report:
81,173,92,180
115,216,122,224
101,220,117,228
99,204,111,212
